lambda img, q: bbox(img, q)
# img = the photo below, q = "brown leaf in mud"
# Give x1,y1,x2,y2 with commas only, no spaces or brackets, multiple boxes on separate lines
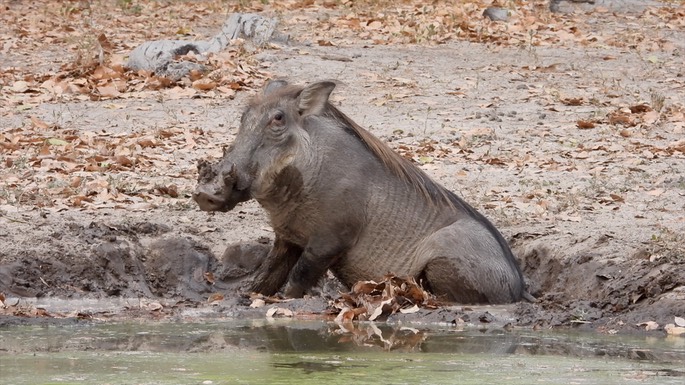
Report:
335,307,357,323
665,324,685,336
629,104,652,114
154,184,178,198
608,111,636,126
485,157,507,166
92,66,120,81
113,155,133,168
250,298,266,308
204,272,215,285
38,145,52,157
563,98,584,106
619,129,632,137
30,116,50,129
137,137,157,148
637,320,659,331
266,307,293,318
96,84,120,98
146,302,163,311
577,120,596,129
192,79,217,91
71,195,93,207
97,33,114,52
207,292,224,303
642,110,659,125
69,177,82,188
399,304,420,314
35,308,51,317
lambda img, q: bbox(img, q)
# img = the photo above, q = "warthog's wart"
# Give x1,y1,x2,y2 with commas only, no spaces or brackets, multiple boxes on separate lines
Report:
194,80,532,304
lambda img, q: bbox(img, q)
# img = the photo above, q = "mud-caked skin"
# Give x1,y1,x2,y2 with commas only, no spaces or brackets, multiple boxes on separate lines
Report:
193,80,533,304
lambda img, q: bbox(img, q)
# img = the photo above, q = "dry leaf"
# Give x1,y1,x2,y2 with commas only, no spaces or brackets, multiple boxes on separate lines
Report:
192,79,217,91
629,104,651,113
97,84,120,98
637,321,659,331
642,110,659,125
207,292,224,303
563,98,583,106
399,304,420,314
665,324,685,336
204,272,215,284
250,298,266,308
266,307,293,318
47,138,68,146
144,301,163,311
31,116,50,129
577,120,596,129
335,307,355,323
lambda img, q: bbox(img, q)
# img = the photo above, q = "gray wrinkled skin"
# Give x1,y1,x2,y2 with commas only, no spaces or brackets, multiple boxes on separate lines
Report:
193,80,532,304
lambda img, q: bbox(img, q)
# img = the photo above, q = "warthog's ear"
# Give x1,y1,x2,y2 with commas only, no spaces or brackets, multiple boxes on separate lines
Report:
298,81,336,116
264,79,288,95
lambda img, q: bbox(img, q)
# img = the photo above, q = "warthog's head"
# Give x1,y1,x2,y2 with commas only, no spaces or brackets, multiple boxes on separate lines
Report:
193,79,336,212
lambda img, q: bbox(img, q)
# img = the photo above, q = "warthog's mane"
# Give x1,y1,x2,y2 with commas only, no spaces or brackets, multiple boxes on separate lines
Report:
324,104,472,211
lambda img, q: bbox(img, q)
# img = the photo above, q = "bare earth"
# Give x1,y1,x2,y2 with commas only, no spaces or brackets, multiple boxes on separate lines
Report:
1,0,684,333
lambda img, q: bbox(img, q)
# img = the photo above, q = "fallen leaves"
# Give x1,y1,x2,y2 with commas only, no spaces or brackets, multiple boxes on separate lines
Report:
637,316,685,335
331,274,440,322
273,0,685,53
0,123,218,210
0,3,269,110
576,120,596,130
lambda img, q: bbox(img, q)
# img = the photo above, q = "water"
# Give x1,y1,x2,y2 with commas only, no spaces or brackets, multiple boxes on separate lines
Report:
1,320,683,384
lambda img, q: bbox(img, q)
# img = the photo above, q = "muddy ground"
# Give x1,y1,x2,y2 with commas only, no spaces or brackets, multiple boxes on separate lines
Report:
1,0,684,334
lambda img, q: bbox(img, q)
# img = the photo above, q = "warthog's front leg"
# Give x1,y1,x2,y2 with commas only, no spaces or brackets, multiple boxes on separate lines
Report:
283,251,333,298
250,236,303,296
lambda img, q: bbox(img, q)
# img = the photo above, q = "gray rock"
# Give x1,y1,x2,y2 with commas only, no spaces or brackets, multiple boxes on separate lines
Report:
483,7,510,22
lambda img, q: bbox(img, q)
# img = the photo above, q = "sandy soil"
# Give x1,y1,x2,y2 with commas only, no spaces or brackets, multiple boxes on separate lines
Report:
1,0,684,334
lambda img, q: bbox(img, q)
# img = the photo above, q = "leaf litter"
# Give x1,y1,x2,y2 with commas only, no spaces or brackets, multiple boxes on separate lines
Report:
332,274,440,322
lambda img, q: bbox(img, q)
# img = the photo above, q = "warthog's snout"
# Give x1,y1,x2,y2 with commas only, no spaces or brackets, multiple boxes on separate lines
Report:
194,161,250,212
192,186,228,212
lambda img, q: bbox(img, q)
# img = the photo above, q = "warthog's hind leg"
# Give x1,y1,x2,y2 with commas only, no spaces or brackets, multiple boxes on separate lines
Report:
419,220,524,304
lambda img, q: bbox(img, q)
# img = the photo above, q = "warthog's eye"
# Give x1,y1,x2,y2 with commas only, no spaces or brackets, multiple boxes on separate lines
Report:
272,111,285,124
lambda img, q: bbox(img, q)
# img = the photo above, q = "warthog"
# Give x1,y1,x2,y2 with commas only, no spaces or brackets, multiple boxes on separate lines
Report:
194,80,532,304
